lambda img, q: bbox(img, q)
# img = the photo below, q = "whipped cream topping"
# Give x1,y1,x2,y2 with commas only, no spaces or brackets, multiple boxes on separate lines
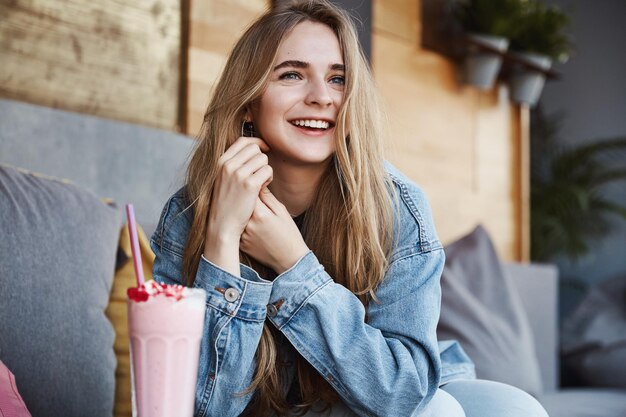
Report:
128,280,186,302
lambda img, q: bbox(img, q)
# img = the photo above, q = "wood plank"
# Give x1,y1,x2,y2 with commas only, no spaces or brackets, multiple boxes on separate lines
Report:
187,79,213,118
0,0,181,130
185,0,267,134
187,109,206,136
191,0,266,25
186,48,225,133
188,47,225,84
372,0,419,43
190,0,266,53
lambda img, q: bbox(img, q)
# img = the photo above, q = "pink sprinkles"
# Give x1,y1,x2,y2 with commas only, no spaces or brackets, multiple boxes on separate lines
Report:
127,281,186,302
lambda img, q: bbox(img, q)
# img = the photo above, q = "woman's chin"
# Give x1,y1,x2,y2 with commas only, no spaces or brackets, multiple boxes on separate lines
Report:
271,150,334,168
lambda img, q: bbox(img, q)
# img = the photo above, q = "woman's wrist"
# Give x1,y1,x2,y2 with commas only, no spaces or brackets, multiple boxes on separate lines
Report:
274,244,310,274
203,231,241,277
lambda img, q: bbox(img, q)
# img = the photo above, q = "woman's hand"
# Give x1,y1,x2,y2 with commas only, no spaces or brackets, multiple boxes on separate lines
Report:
203,137,273,276
240,188,310,274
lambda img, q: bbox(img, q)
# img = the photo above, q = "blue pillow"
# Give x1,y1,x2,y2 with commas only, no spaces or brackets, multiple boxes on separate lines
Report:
0,165,122,417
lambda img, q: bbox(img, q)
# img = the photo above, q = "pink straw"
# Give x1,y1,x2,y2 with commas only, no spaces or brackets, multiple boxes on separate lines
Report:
125,204,145,287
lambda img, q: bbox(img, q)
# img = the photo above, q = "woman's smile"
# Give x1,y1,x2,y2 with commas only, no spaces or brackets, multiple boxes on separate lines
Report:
288,117,335,136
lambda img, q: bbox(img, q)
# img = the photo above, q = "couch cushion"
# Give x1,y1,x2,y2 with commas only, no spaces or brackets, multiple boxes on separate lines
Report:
0,165,121,417
561,274,626,389
437,225,543,395
539,389,626,417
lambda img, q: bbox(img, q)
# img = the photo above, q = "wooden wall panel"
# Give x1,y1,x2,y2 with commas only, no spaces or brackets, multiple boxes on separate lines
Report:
373,0,527,261
186,0,267,135
0,0,180,130
373,0,419,42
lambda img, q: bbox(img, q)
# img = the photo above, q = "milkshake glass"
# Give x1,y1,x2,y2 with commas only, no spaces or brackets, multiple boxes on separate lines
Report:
127,281,206,417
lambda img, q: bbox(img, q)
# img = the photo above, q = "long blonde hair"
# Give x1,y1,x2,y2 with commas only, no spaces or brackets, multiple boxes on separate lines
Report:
182,1,394,415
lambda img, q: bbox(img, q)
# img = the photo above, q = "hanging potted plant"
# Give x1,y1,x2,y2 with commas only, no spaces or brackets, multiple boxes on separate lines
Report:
454,0,522,90
507,0,573,106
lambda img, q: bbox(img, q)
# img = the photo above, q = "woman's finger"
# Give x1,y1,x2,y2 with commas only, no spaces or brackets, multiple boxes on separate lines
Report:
247,164,273,191
259,187,285,215
219,137,269,165
221,142,266,174
253,196,273,218
224,152,269,183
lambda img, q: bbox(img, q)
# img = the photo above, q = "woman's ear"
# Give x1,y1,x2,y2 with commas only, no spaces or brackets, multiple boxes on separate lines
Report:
242,107,255,138
243,106,253,123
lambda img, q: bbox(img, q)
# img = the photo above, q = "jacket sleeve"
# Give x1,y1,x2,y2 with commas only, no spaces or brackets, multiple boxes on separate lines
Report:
267,246,444,417
150,191,273,417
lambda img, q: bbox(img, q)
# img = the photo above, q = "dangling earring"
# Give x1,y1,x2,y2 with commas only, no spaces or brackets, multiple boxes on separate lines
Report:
241,120,255,137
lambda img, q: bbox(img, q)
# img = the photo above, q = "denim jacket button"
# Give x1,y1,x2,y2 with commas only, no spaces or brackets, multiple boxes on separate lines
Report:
224,288,240,302
266,303,278,318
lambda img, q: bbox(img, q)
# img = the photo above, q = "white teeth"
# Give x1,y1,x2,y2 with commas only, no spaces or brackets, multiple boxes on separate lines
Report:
292,119,330,129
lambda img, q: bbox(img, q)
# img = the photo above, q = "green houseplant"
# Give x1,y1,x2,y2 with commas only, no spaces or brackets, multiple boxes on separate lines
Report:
455,0,523,39
506,1,574,106
530,108,626,262
454,0,522,89
509,0,573,63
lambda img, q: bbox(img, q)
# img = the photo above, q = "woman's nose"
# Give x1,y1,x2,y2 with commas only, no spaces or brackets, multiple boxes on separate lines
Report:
305,78,332,107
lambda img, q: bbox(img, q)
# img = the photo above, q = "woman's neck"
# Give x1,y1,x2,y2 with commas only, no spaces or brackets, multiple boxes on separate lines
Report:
267,160,329,216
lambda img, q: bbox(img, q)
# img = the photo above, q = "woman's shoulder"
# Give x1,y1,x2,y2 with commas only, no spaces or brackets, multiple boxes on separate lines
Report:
384,161,442,260
151,187,193,257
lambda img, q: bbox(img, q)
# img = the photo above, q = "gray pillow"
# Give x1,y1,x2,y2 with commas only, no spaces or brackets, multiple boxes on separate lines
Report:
437,225,543,395
0,165,122,417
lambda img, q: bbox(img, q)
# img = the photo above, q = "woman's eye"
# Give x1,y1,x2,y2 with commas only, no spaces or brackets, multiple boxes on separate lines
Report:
279,72,302,81
329,75,345,85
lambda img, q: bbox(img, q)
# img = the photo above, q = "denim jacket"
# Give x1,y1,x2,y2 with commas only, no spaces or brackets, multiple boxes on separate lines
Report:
150,162,475,417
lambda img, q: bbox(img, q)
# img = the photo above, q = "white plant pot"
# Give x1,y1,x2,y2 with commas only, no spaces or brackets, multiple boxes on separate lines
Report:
509,52,552,107
464,33,509,90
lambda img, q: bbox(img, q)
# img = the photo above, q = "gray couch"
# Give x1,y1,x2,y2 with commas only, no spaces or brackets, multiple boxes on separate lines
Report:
1,98,625,416
438,223,626,417
509,264,626,417
0,98,194,416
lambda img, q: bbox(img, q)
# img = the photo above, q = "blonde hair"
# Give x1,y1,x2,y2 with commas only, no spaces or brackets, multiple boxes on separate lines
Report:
182,1,394,415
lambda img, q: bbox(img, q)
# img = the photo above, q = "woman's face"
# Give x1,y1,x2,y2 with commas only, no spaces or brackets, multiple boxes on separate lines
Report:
250,21,345,168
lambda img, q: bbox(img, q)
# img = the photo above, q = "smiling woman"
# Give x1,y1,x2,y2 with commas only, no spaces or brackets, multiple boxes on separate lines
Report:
149,1,549,417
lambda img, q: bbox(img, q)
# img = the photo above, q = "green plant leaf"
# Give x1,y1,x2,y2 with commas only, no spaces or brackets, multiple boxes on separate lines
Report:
588,169,626,187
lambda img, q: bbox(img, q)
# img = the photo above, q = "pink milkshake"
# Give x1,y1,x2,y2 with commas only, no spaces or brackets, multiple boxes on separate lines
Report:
127,281,206,417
